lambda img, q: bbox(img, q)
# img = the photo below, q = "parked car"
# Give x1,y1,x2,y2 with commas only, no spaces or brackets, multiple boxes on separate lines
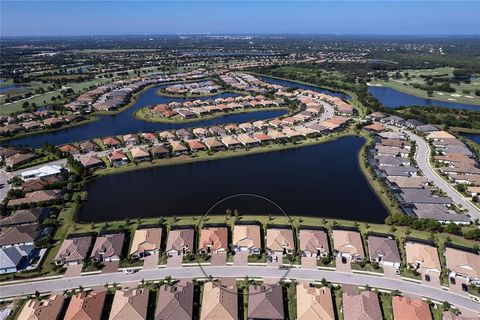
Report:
123,268,136,274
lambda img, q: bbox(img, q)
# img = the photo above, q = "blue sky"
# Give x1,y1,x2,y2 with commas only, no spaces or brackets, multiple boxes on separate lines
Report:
1,1,479,36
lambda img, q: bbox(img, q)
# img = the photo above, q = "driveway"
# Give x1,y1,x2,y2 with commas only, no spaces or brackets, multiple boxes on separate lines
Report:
301,257,317,270
64,264,83,278
142,254,159,269
233,252,248,266
211,252,226,266
102,260,119,273
166,255,183,268
335,256,351,272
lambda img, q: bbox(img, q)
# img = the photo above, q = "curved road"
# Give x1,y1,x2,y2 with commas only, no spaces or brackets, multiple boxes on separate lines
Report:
1,265,479,313
404,130,480,221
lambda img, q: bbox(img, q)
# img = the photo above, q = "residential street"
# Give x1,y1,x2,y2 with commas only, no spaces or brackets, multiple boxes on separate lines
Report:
1,265,479,313
404,129,480,221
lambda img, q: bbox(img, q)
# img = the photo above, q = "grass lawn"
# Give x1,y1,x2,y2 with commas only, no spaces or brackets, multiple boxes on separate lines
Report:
378,291,394,320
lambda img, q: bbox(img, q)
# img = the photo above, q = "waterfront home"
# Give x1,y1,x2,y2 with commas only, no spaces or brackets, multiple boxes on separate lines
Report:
252,132,273,144
130,227,162,259
109,288,149,320
186,139,207,152
445,246,480,285
103,136,122,148
123,134,138,146
294,125,318,136
209,126,227,136
151,144,170,158
266,227,294,255
224,124,240,133
426,130,455,141
239,122,255,132
267,129,287,141
398,189,452,205
332,229,365,263
141,132,158,144
203,137,225,151
232,224,261,254
299,228,330,258
77,154,105,170
59,144,80,155
90,232,125,263
269,119,283,128
364,122,386,133
199,226,228,254
130,147,151,162
0,244,35,274
21,165,63,181
193,127,208,137
5,152,36,168
80,140,99,152
296,284,334,320
65,291,106,320
367,235,401,268
237,134,259,147
17,295,64,320
170,141,189,155
342,290,382,320
392,296,432,320
221,136,242,148
165,228,194,257
412,203,471,224
178,109,197,119
54,235,93,266
386,176,427,189
416,124,439,133
159,130,176,141
405,240,442,283
108,150,129,167
155,281,194,320
0,224,39,247
248,284,284,320
282,127,304,140
200,281,237,320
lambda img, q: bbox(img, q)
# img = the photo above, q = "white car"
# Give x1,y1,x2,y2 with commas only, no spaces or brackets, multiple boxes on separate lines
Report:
123,268,136,274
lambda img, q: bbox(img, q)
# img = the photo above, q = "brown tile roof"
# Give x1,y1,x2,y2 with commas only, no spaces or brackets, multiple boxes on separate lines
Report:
166,228,194,255
0,224,38,247
248,284,284,319
405,241,441,273
17,295,64,320
367,236,401,264
90,233,125,261
0,208,44,227
8,189,61,207
200,281,237,320
199,227,228,252
64,291,106,320
332,230,364,258
232,225,261,250
109,288,149,320
297,284,334,320
130,228,162,256
392,296,432,320
342,290,382,320
299,229,329,256
266,228,294,253
55,236,93,265
445,247,480,280
155,281,194,320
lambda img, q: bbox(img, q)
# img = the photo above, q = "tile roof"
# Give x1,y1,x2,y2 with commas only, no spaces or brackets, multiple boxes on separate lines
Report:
155,281,194,320
248,284,284,320
296,284,334,320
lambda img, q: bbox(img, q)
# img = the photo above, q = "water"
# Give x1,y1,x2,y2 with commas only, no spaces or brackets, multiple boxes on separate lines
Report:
8,86,287,147
77,136,388,223
368,86,480,111
0,84,26,94
460,133,480,144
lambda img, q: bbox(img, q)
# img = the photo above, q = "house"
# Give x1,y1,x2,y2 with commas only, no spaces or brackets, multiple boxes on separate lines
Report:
159,131,176,141
59,144,80,155
7,189,61,207
426,131,455,141
64,291,106,320
198,226,228,254
21,165,63,181
266,227,294,255
0,224,39,247
232,224,261,254
5,152,36,168
21,176,61,192
193,127,208,137
380,115,404,126
248,284,284,320
367,235,401,268
151,144,170,158
80,141,99,152
155,281,194,320
17,295,64,320
416,124,439,133
186,140,207,152
332,229,365,262
296,284,335,320
141,132,158,144
342,290,382,320
130,227,162,259
0,244,36,274
445,246,480,285
109,288,149,320
103,137,122,148
130,147,150,162
299,228,329,258
200,281,237,320
412,204,471,224
0,207,50,227
392,296,432,320
252,132,273,144
108,150,129,167
54,235,93,266
90,233,125,262
203,137,225,151
170,141,189,155
165,228,194,257
405,241,442,283
221,136,242,148
77,154,105,169
123,134,138,146
364,122,386,133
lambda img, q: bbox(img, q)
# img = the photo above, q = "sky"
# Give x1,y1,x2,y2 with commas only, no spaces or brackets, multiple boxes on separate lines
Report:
1,1,479,37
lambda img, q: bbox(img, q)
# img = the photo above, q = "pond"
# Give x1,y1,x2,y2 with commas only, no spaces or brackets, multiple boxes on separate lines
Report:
0,84,26,94
368,86,480,111
77,136,388,223
460,133,480,145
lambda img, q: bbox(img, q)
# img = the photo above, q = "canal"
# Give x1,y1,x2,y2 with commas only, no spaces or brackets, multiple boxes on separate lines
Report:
77,136,389,223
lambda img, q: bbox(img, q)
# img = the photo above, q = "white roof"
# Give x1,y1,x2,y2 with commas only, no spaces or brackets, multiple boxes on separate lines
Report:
21,165,63,179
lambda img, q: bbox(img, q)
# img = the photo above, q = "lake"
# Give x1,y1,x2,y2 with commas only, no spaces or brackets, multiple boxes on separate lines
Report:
460,133,480,145
0,84,26,94
368,86,480,111
77,136,388,223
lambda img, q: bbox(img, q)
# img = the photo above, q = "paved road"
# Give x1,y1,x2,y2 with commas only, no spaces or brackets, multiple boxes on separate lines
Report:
1,265,479,313
404,130,480,221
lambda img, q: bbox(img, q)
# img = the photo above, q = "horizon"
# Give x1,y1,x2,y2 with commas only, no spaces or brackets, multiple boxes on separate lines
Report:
1,1,479,37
